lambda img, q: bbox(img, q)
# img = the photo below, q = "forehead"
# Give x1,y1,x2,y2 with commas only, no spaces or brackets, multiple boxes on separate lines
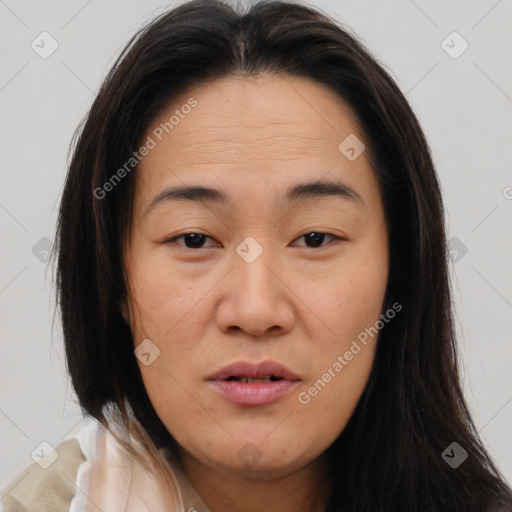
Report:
134,75,377,214
147,75,364,158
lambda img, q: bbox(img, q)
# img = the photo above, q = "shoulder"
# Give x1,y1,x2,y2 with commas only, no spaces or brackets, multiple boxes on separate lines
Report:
1,438,85,512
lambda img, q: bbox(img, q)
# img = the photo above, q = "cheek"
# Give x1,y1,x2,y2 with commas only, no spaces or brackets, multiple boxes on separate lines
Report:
291,245,387,419
126,252,212,343
291,244,388,347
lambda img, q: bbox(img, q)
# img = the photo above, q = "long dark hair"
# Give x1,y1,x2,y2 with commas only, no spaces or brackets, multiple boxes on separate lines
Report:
53,0,512,510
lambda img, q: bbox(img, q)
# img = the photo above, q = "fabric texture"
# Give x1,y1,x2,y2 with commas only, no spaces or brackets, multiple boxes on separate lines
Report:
1,416,212,512
1,438,84,512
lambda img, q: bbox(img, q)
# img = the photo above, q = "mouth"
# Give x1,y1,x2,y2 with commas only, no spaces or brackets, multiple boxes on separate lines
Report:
207,360,301,406
225,375,284,383
207,360,301,382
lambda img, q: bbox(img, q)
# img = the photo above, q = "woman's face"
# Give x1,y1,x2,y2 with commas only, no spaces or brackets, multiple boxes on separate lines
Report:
122,75,389,478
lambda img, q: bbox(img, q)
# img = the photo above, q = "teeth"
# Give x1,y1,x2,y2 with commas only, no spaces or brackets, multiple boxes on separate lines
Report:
231,376,276,383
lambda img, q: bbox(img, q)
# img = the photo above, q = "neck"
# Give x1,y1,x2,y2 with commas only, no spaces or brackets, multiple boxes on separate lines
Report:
178,450,330,512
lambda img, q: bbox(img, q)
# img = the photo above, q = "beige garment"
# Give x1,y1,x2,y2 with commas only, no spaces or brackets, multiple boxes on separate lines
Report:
1,438,84,512
1,417,212,512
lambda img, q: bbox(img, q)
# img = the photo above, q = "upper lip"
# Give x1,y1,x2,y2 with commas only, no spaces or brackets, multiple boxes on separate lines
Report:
207,360,301,381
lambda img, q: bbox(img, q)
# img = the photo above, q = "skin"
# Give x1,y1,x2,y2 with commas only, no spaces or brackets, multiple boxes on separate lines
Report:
121,74,389,512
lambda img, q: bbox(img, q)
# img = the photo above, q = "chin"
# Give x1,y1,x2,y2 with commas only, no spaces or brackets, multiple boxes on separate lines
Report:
192,431,323,478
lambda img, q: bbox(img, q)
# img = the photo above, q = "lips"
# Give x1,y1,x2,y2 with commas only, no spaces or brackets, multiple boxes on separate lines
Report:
207,360,301,406
207,360,301,382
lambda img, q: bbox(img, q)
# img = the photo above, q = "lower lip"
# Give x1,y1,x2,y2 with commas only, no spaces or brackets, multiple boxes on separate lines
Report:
208,379,300,406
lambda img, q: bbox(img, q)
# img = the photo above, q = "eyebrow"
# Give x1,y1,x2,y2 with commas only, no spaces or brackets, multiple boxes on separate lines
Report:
144,179,364,217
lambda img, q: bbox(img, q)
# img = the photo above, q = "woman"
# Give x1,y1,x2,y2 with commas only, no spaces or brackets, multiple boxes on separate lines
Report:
2,0,511,510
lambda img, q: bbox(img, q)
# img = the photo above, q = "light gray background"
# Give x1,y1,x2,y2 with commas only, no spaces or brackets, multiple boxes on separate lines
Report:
1,0,511,488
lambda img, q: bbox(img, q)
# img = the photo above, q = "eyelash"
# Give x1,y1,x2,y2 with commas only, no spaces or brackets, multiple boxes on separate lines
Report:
165,231,343,250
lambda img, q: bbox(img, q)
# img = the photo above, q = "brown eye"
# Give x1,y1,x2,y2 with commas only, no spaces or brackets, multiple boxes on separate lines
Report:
167,233,216,249
293,232,341,248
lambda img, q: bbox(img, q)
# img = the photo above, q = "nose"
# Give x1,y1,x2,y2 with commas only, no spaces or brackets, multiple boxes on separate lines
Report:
215,241,295,338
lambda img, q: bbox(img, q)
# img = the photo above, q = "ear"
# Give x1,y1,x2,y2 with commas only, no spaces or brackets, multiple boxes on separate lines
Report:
119,300,130,324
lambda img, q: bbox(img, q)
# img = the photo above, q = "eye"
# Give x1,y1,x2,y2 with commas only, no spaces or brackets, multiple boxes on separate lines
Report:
166,233,217,249
166,231,343,250
292,232,342,248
